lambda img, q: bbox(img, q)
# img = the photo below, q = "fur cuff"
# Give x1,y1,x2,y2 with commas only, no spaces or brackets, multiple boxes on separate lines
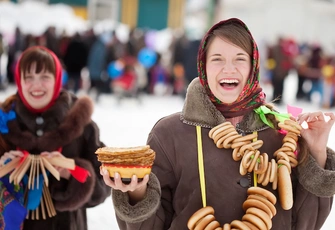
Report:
298,148,335,197
112,173,161,223
51,158,96,211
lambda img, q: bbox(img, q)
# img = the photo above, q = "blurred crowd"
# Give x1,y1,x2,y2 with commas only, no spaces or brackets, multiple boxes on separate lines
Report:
265,36,335,109
1,25,335,108
0,26,201,102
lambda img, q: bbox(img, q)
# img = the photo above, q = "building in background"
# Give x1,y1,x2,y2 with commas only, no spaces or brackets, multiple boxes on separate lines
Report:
8,0,190,30
220,0,335,54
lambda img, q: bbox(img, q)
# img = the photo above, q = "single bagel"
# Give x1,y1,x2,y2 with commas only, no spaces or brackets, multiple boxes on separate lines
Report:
214,227,223,230
243,221,259,230
278,165,293,210
249,140,263,150
275,152,290,162
257,153,268,175
236,133,258,143
223,223,231,230
284,132,299,142
254,155,264,174
247,150,260,173
240,161,248,176
222,134,241,149
246,207,272,229
272,171,278,190
278,123,301,135
209,122,231,138
284,119,302,130
242,213,267,230
247,194,276,218
194,214,215,230
187,206,215,229
216,132,237,149
243,199,272,217
232,148,243,161
274,147,292,156
282,142,297,152
231,141,251,149
288,156,299,168
277,159,291,174
213,127,236,144
204,220,220,230
230,220,252,230
261,161,271,187
247,187,277,205
242,150,255,169
269,159,277,183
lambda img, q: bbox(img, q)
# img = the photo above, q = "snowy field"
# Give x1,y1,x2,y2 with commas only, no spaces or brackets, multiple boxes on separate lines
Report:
0,72,334,229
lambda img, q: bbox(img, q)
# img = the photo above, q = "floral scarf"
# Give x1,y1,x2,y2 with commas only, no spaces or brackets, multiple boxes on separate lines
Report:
197,18,265,118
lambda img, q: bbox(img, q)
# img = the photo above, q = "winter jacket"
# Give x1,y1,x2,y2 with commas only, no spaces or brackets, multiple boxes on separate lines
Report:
1,90,110,230
112,78,335,230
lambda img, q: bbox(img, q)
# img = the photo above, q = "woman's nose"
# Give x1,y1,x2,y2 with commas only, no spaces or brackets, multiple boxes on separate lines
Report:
222,62,237,73
33,78,43,85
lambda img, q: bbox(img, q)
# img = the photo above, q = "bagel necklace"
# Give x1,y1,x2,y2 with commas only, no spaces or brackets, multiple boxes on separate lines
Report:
187,112,302,230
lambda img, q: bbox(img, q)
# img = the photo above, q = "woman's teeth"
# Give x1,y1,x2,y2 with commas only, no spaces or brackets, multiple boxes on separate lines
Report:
219,79,239,84
32,92,44,96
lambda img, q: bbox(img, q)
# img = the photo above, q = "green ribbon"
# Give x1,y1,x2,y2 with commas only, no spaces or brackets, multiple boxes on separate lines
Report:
254,105,290,128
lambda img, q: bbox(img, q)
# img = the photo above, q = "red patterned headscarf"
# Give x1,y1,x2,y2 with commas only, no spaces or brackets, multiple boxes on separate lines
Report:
15,46,63,114
197,18,266,118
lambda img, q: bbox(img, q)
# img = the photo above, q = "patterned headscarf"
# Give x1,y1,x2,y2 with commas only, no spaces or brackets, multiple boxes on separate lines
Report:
197,18,265,118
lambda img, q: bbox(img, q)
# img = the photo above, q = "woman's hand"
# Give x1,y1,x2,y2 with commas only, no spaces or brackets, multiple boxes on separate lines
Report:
0,150,24,166
297,111,335,167
41,151,71,180
100,167,149,205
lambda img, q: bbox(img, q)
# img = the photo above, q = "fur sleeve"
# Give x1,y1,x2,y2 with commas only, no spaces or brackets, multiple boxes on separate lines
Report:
112,173,161,223
297,147,335,197
50,157,96,211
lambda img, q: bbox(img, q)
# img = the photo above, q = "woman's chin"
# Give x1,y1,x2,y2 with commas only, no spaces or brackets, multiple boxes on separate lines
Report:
29,101,48,110
217,96,239,104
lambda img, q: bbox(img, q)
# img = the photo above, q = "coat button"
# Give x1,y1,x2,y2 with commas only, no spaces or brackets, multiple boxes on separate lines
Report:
239,178,249,188
36,117,44,125
36,129,44,136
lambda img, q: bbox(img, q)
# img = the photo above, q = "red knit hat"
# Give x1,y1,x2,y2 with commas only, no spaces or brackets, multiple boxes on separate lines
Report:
14,46,63,113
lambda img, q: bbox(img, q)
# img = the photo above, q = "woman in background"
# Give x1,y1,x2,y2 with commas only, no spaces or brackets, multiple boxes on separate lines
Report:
0,46,109,230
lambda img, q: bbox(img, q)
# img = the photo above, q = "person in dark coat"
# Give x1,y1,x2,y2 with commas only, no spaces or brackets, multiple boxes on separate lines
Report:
63,33,89,94
0,46,109,230
101,18,335,230
87,34,111,101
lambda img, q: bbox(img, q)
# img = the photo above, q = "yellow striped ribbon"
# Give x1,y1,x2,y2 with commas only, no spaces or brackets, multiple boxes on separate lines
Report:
196,126,206,207
253,131,258,187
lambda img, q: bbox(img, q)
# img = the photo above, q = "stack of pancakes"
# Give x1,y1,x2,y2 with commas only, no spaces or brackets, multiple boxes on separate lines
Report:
95,145,155,182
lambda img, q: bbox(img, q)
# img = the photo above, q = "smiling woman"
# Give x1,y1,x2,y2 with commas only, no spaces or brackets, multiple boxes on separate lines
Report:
0,46,110,230
100,18,335,230
16,47,59,111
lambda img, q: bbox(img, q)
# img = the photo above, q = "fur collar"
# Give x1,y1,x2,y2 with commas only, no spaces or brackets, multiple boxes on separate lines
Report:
181,78,268,132
4,91,93,152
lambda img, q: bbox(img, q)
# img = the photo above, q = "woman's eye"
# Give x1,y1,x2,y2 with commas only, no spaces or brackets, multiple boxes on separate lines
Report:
212,58,221,61
42,74,53,80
